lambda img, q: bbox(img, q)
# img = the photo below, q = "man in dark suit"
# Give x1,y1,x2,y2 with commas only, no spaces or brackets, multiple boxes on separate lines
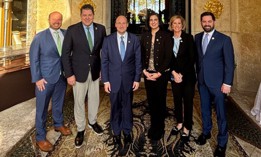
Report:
101,15,142,152
30,11,72,152
195,12,235,157
61,4,106,148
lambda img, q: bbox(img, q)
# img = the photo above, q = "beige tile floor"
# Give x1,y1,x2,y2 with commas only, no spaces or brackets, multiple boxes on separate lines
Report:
0,85,260,157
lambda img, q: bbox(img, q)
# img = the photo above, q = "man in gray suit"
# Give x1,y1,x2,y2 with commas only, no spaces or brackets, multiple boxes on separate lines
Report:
62,4,106,148
30,11,72,152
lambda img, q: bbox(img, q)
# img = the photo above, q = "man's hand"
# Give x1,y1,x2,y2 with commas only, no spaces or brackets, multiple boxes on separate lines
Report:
36,79,48,91
133,82,140,91
221,84,231,95
104,82,111,93
67,75,76,86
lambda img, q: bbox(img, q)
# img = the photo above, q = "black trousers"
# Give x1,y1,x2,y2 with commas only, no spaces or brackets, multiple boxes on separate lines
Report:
171,80,195,130
144,73,168,140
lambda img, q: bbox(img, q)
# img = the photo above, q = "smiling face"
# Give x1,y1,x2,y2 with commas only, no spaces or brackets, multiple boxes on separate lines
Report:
81,9,94,27
48,12,63,30
201,15,215,32
172,18,183,33
115,15,128,35
149,15,159,30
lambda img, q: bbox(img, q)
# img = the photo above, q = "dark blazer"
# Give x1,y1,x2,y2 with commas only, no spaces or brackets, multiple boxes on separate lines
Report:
101,32,142,93
30,28,66,84
62,22,106,82
195,30,235,88
170,31,196,84
141,29,172,73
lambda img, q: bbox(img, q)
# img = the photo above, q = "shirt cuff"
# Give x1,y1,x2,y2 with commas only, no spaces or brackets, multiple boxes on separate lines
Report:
223,83,231,87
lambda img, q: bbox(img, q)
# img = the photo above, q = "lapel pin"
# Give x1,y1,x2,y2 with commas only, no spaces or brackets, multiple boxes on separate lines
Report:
128,41,131,43
156,39,159,41
95,27,97,30
180,39,183,43
212,37,215,40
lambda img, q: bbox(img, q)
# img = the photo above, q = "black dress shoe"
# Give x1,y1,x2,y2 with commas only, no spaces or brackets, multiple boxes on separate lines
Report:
113,135,122,150
88,122,103,135
196,133,211,145
75,130,85,148
123,133,132,147
214,145,226,157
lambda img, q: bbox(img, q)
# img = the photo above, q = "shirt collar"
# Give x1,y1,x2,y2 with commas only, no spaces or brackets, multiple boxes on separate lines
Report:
83,23,94,31
49,28,61,34
117,32,127,39
204,29,215,37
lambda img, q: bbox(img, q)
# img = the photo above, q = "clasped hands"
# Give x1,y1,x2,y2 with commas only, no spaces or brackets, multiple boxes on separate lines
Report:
143,70,161,81
172,71,183,83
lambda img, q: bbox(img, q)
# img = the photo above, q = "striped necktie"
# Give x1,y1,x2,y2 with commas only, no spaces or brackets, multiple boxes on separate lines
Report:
86,27,93,51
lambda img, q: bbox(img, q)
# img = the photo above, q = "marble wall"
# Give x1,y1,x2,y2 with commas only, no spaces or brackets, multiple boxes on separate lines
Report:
191,0,261,93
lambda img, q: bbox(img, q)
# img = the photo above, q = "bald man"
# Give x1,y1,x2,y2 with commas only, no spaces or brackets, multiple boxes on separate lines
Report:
101,15,142,152
30,11,71,152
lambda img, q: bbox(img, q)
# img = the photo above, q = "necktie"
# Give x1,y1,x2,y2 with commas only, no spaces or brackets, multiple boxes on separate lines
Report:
120,36,125,61
202,33,209,55
55,31,62,55
86,27,93,51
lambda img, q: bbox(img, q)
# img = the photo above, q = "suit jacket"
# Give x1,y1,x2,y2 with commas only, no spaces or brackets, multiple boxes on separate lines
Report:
170,31,196,84
62,22,106,82
101,32,142,93
30,28,65,84
195,30,235,88
141,29,172,73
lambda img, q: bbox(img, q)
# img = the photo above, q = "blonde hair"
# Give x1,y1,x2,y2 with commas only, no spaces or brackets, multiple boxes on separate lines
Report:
168,15,186,31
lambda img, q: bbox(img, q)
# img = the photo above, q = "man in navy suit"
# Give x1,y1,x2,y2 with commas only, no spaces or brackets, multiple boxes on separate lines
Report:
30,11,72,152
101,15,142,152
195,12,235,157
62,4,106,148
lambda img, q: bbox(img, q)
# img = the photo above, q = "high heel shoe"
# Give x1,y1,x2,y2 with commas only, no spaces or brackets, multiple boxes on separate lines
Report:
171,126,182,135
181,130,190,142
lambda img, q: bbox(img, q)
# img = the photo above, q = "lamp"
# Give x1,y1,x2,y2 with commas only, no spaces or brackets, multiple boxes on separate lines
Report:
0,0,13,51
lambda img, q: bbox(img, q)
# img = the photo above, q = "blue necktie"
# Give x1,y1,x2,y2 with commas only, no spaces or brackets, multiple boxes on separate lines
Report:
202,33,209,55
120,36,125,61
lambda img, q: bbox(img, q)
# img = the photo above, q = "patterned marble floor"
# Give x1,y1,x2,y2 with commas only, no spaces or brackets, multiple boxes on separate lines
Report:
0,84,261,157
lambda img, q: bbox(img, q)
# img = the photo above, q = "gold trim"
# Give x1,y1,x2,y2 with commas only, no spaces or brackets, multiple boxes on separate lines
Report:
79,0,96,12
204,0,224,19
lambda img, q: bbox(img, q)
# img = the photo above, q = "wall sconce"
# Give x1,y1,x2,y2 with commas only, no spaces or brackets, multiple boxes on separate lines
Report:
0,0,13,52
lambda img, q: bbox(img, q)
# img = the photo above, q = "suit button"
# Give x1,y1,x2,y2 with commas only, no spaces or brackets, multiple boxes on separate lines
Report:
88,64,90,66
90,55,92,57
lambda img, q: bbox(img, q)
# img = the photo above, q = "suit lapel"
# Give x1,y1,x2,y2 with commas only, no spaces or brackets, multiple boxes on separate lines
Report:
46,29,59,56
205,31,216,55
78,23,90,52
112,33,122,61
93,23,98,50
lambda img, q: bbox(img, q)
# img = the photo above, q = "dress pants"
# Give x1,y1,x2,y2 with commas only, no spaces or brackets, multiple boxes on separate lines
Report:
35,75,67,142
110,83,133,135
198,83,228,147
73,71,100,132
171,80,195,130
144,73,168,140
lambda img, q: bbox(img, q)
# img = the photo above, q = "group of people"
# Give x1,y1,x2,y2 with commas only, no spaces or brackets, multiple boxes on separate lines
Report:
29,4,234,157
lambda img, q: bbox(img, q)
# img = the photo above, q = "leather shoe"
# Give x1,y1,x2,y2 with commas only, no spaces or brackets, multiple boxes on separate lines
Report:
36,140,53,152
196,133,211,145
123,133,132,147
75,130,85,148
54,126,72,136
214,145,226,157
113,135,123,150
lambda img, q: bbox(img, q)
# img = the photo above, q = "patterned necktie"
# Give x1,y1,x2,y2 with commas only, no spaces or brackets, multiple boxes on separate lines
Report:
55,31,61,55
86,27,93,51
120,36,125,61
202,33,209,55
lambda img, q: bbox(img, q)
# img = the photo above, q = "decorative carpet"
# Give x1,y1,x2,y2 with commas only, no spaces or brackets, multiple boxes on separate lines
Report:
8,87,249,157
226,97,261,149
